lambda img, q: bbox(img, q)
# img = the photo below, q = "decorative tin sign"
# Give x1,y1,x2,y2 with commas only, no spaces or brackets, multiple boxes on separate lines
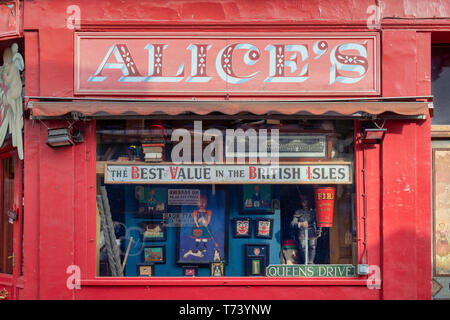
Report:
226,134,328,159
231,218,252,238
104,163,352,184
254,218,274,239
75,32,379,96
266,264,356,277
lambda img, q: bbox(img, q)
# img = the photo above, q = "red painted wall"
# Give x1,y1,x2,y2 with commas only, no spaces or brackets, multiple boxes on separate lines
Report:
21,0,439,299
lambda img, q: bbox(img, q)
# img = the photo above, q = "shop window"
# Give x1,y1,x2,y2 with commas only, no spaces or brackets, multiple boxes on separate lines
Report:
432,45,450,125
96,119,356,277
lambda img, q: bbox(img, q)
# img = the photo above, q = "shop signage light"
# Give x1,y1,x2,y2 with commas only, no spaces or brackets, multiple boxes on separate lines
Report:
361,127,386,144
46,128,74,148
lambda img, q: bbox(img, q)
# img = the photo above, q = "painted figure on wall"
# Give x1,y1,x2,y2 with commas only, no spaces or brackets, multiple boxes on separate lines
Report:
189,194,215,255
0,43,23,159
290,195,322,264
179,189,226,264
436,222,450,274
434,150,450,276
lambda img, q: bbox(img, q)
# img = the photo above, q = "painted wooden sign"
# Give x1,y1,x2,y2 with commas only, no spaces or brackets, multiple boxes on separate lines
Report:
266,264,356,277
75,32,379,96
104,163,352,184
0,1,20,38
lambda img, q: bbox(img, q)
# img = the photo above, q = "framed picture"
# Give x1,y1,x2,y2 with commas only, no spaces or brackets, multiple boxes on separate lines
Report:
231,218,252,238
241,185,273,214
143,245,166,264
136,263,154,277
182,265,198,277
177,188,228,265
210,262,225,276
140,221,166,242
245,244,269,276
134,185,166,219
246,256,266,276
254,218,274,239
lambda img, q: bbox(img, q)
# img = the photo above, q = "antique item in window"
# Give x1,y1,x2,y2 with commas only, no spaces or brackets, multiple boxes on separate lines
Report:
177,189,227,265
290,195,323,265
143,245,165,264
140,221,166,242
280,240,300,265
210,262,225,276
314,186,336,227
231,218,252,238
141,124,166,162
254,218,273,239
134,186,166,219
136,263,154,276
245,244,269,276
241,185,273,214
182,265,198,277
247,256,266,276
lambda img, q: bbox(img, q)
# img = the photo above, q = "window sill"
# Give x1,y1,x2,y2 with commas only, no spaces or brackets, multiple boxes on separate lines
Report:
81,276,370,287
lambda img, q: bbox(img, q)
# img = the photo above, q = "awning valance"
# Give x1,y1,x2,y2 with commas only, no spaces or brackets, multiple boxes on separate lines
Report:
29,101,432,119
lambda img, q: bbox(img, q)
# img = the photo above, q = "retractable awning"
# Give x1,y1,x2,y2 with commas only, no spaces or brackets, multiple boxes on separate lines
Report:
29,100,432,119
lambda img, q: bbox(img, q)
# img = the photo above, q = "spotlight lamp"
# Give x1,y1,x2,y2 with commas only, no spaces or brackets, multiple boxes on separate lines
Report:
360,127,386,144
46,128,74,148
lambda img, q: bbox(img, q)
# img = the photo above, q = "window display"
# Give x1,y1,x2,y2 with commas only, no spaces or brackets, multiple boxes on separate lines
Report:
96,119,356,277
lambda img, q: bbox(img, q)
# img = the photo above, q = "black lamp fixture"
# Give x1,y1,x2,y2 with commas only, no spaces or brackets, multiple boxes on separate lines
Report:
360,122,387,144
46,128,74,147
43,120,84,148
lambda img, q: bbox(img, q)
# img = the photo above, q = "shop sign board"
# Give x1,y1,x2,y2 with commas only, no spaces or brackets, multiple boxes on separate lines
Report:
0,1,20,38
104,163,352,184
75,32,379,96
266,264,356,277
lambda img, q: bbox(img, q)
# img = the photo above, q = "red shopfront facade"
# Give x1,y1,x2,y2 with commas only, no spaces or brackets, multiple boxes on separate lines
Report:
4,0,447,300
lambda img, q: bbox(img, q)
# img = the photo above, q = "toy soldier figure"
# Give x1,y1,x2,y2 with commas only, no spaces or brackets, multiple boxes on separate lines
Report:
290,197,322,264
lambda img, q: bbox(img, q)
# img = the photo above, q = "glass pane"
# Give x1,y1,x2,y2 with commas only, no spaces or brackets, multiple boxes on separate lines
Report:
96,119,356,277
431,46,450,125
0,157,14,274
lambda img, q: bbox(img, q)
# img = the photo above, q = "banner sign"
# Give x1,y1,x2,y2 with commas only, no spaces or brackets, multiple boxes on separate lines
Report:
104,163,352,184
75,32,379,96
266,264,356,278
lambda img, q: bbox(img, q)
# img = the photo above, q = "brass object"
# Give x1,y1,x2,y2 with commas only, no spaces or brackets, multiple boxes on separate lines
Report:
8,252,15,267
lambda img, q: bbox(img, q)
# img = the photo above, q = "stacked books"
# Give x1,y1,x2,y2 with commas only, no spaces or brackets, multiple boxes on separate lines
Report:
141,125,166,162
142,143,165,162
